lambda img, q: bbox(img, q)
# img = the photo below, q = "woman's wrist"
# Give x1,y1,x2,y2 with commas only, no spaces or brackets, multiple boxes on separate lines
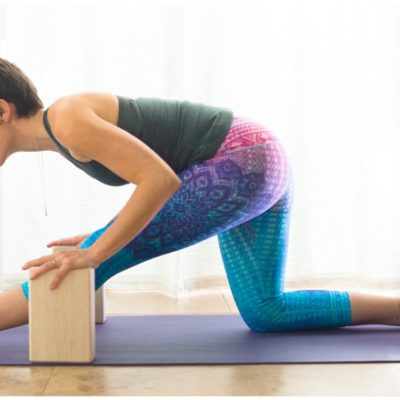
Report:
77,233,112,267
86,244,111,267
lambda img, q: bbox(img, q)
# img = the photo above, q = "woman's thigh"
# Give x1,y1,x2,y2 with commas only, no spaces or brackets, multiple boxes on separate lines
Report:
217,175,294,322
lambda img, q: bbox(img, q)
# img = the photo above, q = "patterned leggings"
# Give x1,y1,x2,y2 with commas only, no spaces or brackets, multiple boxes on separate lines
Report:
21,115,352,332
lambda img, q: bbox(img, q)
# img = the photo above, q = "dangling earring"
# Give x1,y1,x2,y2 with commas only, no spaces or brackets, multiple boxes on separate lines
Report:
35,136,48,216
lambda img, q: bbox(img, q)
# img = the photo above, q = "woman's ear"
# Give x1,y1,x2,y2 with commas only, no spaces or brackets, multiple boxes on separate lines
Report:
0,100,15,123
0,103,10,122
0,99,9,120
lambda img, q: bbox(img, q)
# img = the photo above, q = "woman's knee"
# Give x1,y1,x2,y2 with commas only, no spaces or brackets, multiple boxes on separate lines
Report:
239,296,288,333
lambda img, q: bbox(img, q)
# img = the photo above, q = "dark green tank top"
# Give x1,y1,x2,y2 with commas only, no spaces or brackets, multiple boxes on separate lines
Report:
43,95,234,186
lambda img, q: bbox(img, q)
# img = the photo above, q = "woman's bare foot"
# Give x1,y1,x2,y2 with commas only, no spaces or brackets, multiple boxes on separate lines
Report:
0,284,29,331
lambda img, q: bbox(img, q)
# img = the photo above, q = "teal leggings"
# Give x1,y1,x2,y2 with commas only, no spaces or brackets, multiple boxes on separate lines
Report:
21,116,352,332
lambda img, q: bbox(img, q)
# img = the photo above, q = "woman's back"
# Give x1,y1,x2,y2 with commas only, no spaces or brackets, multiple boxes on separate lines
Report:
44,92,234,185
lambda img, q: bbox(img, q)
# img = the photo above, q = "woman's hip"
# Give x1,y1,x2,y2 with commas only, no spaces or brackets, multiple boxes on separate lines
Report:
214,115,283,156
207,114,293,205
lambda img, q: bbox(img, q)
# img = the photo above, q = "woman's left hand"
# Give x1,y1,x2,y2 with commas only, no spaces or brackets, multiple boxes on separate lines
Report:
21,248,100,291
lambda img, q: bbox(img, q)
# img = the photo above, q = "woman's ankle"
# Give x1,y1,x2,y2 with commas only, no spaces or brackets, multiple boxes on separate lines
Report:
348,291,400,326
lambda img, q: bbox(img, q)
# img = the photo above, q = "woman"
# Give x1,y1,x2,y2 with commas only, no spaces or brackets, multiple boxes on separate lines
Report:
0,58,399,332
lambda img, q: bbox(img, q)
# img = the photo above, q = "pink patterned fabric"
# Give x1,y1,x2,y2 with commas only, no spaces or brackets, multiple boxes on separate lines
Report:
215,115,279,156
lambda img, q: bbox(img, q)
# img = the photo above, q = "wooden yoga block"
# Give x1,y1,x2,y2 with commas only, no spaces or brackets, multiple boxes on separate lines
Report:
95,285,106,324
29,246,95,363
51,245,106,324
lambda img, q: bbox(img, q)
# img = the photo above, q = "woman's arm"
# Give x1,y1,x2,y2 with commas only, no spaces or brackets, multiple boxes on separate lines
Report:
90,177,180,264
51,96,182,264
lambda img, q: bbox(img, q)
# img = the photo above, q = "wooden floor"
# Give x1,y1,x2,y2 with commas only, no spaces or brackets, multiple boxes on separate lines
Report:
1,288,400,396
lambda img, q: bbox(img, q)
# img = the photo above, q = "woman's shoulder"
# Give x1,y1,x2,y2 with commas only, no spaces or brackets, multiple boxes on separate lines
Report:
50,92,120,127
46,92,122,163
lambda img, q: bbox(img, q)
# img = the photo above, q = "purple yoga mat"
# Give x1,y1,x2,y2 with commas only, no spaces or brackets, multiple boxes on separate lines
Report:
1,314,400,365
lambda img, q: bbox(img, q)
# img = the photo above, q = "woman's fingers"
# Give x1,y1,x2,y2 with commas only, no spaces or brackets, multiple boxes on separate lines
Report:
30,259,61,281
22,255,53,270
47,233,91,248
47,241,67,247
47,236,85,247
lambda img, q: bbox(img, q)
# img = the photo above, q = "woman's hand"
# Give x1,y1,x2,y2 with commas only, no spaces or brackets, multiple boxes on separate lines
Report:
21,248,100,291
46,233,91,249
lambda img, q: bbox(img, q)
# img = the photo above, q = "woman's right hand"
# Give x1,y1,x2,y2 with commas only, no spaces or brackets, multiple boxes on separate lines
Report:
46,233,91,249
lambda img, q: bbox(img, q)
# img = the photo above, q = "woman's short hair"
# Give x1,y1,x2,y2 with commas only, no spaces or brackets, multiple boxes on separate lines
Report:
0,58,43,118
